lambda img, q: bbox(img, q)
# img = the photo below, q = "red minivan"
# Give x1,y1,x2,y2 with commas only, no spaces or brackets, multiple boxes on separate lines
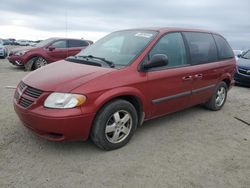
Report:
13,28,236,150
8,38,93,70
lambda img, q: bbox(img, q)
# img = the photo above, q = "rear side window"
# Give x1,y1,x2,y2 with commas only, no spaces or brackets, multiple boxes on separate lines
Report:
183,32,217,64
213,34,234,60
149,32,188,67
68,40,89,48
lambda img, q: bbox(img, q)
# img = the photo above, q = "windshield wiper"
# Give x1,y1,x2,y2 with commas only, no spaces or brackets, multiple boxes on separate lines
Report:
65,56,102,67
242,56,250,60
78,55,115,68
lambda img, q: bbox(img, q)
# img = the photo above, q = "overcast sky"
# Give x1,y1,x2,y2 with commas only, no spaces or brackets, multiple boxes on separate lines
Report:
0,0,249,49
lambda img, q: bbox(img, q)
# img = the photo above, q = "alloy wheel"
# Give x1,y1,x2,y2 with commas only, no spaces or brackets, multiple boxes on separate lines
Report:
215,87,226,107
105,110,132,144
36,57,48,68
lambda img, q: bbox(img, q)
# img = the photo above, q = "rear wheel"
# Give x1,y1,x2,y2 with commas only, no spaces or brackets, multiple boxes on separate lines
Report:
205,82,228,111
91,99,138,150
33,56,48,69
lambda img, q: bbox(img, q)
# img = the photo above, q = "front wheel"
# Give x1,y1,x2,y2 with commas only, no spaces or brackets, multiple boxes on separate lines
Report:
205,82,228,111
33,56,48,70
91,99,138,150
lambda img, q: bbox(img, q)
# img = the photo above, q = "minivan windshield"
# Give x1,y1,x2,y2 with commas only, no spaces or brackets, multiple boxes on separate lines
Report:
77,30,158,66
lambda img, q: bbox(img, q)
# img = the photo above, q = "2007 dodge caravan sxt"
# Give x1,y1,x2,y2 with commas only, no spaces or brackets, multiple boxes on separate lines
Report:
14,28,236,150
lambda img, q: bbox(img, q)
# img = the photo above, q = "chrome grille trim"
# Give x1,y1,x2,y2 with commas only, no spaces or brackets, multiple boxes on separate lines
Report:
24,86,43,98
19,97,33,108
15,81,44,108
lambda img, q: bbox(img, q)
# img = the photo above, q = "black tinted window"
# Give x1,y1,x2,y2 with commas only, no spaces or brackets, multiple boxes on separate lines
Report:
213,34,234,59
51,40,67,48
149,32,188,67
183,32,217,64
68,40,89,48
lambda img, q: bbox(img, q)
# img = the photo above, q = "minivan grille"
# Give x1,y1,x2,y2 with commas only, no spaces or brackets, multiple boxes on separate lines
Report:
19,97,33,108
24,86,43,98
238,68,250,75
15,81,44,108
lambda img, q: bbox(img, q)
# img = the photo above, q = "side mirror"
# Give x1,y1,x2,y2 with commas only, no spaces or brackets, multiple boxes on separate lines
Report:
143,54,168,70
48,46,55,51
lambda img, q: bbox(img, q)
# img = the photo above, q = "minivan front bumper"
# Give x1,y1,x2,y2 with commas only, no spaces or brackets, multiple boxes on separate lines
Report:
14,101,95,141
8,55,26,66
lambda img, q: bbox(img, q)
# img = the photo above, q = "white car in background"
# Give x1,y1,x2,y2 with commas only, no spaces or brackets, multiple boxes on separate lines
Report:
0,39,8,58
16,40,30,46
28,41,37,46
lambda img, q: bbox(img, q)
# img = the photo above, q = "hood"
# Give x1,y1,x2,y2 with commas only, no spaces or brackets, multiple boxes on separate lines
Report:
237,58,250,69
22,60,115,92
10,46,34,54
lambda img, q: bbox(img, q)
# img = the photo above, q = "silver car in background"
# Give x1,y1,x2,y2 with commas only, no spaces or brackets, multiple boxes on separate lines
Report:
0,39,8,58
16,40,30,46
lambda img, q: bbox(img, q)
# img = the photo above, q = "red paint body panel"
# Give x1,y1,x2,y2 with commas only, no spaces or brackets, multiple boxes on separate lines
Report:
14,98,94,141
13,28,236,141
23,61,115,92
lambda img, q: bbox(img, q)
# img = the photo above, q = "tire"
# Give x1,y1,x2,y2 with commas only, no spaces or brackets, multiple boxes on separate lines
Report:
205,82,228,111
91,99,138,150
24,57,37,71
33,56,48,70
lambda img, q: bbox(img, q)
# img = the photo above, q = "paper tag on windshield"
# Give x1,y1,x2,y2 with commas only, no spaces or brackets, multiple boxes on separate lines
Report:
135,33,153,38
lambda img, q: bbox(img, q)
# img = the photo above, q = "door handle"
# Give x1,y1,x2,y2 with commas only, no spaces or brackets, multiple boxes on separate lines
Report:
182,75,192,81
194,74,203,79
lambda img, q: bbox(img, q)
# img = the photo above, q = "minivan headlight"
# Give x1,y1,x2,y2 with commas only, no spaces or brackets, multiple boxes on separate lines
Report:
44,92,86,109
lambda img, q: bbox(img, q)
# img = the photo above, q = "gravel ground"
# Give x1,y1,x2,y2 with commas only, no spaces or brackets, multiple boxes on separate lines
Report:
0,51,250,188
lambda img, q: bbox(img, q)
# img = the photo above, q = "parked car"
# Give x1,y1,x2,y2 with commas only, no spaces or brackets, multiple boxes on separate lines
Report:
34,40,43,44
27,40,40,46
3,39,12,45
13,28,236,150
234,49,250,86
8,38,92,70
8,38,18,45
0,39,8,58
16,40,30,46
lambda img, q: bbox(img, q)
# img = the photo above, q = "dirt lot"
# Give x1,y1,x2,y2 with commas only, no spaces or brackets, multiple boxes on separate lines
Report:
0,51,250,188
